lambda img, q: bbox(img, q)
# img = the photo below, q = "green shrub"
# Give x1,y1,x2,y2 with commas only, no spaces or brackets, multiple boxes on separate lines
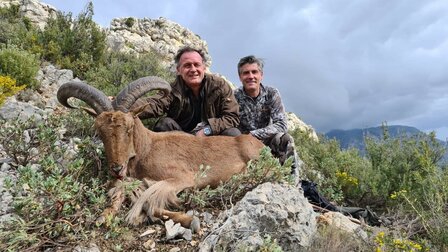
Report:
373,230,430,252
292,129,369,204
0,46,40,89
125,17,135,28
365,130,447,208
292,126,447,209
0,115,60,166
292,126,448,250
37,2,106,79
0,75,25,106
84,50,174,96
0,114,110,251
0,5,40,52
0,4,20,20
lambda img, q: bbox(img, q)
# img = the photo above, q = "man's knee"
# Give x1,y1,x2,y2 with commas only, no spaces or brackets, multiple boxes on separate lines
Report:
153,117,182,132
269,133,289,151
269,133,294,162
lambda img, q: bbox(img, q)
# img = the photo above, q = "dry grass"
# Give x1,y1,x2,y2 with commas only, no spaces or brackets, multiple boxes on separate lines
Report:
304,223,371,252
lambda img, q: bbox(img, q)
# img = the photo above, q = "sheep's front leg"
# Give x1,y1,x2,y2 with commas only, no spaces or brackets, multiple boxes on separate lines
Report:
96,179,125,225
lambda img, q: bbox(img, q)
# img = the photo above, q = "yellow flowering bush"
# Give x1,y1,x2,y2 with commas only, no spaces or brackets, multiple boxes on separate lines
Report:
336,170,359,187
390,189,407,200
374,231,428,252
0,75,24,106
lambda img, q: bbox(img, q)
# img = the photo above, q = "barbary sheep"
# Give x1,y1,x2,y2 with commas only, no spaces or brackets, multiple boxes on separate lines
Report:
57,76,264,232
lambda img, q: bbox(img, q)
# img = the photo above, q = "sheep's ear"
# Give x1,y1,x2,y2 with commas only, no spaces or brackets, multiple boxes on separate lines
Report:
81,106,99,117
131,104,150,117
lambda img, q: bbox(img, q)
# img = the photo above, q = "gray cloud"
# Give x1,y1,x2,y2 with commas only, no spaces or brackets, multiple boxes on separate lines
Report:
43,0,448,138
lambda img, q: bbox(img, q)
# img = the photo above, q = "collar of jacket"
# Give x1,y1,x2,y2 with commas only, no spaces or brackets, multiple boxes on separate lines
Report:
171,74,211,98
242,83,266,100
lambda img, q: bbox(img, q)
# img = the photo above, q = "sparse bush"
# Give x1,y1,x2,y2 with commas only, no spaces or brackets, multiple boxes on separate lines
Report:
390,179,448,250
0,114,112,251
292,126,448,250
0,46,40,89
0,152,109,251
373,230,429,252
0,4,20,20
305,225,370,252
84,50,175,96
58,109,95,138
0,116,58,166
125,17,135,28
37,2,106,79
259,235,283,252
0,5,40,53
0,75,25,106
292,128,370,204
365,130,447,208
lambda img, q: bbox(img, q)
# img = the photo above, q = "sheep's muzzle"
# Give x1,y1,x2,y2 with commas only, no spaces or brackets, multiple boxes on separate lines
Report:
110,162,128,180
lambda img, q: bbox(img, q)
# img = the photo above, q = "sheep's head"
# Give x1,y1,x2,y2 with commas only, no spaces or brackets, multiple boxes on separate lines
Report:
95,111,136,179
57,76,171,179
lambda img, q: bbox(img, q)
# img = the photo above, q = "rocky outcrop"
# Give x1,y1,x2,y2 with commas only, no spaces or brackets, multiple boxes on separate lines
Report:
0,65,75,121
287,112,319,141
0,0,57,29
199,182,316,251
106,17,210,71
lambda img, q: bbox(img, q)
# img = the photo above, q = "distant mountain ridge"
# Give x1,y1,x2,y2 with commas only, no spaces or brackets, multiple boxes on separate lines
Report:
325,125,423,152
324,125,448,163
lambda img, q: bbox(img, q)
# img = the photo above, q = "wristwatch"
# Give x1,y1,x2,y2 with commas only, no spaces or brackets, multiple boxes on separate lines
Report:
203,126,212,136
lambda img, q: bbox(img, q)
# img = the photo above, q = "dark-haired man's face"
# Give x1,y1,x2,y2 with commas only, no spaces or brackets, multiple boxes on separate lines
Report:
177,51,205,90
239,63,263,97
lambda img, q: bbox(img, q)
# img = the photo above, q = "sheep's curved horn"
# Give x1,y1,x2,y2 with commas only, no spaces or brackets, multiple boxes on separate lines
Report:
57,81,113,114
113,76,171,112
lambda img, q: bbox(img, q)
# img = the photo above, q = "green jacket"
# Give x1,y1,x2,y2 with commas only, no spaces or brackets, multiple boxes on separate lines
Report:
134,73,240,134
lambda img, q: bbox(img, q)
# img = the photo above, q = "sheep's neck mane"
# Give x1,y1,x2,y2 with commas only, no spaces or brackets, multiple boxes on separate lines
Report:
132,116,153,156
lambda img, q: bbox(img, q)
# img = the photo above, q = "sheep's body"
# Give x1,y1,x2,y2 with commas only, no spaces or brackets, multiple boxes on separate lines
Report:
95,111,263,229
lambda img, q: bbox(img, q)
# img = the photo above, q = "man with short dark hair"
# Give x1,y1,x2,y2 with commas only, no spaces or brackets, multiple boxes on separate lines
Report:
235,55,298,174
134,46,241,137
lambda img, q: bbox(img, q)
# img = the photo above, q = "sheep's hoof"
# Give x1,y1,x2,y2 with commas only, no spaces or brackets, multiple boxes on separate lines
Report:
95,215,106,226
190,216,201,234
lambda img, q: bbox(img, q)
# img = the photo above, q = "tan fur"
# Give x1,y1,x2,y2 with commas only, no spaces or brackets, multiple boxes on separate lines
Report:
96,110,264,230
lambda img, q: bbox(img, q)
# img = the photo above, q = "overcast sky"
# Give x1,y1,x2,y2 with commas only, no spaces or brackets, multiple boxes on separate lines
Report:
42,0,448,139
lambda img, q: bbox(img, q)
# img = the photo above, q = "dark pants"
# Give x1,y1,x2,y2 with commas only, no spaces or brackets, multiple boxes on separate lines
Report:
153,117,241,137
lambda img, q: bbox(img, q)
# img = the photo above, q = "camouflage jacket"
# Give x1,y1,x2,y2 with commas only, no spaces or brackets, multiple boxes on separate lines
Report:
132,74,240,134
235,84,288,142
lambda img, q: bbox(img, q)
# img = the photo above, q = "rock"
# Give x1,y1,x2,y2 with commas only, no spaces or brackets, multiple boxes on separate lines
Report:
316,211,368,241
199,182,317,252
165,219,193,241
73,243,101,252
0,0,57,30
287,112,319,141
106,17,209,72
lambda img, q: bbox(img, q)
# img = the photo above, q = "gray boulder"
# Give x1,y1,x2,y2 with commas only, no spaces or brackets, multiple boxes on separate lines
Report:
199,182,317,251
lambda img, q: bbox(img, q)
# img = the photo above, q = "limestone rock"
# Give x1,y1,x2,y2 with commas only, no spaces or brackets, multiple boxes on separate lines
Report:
106,17,209,72
199,182,317,251
287,112,319,141
0,0,57,29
